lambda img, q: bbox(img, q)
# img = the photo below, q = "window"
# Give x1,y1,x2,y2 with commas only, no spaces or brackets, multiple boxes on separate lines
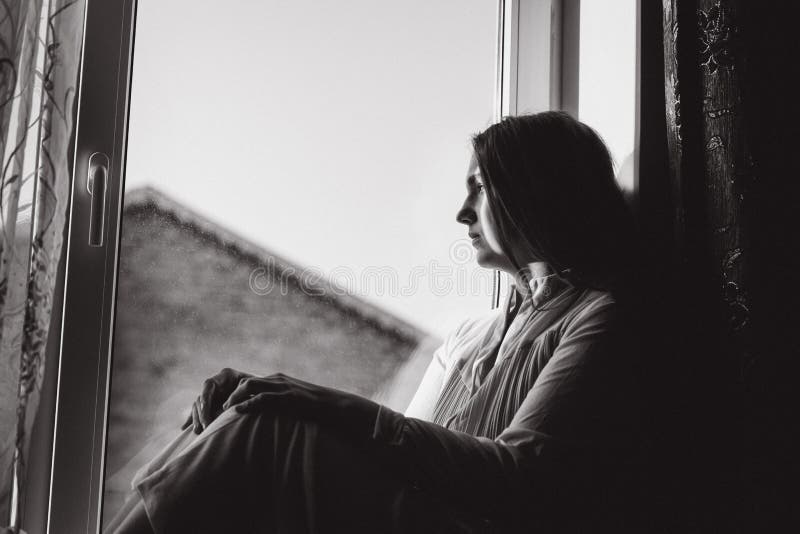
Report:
46,2,641,531
579,0,637,192
102,0,498,526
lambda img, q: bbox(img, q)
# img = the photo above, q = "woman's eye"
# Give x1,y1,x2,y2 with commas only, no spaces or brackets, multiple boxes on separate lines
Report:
475,183,484,193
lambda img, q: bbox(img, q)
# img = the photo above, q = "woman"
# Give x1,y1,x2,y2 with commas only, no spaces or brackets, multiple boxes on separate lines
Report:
108,112,647,533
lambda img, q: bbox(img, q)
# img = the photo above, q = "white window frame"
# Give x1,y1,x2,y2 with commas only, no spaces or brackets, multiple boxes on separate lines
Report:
491,0,581,308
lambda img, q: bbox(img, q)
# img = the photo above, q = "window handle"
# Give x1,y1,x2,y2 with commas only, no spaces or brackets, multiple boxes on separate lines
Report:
87,152,109,247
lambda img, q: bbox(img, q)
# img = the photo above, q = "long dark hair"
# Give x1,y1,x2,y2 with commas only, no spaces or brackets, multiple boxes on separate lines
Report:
472,111,641,299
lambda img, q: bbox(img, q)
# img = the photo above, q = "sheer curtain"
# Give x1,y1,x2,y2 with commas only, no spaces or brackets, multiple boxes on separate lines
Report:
0,0,84,530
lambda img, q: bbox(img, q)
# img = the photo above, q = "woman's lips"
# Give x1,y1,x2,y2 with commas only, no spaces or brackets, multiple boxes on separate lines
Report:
470,236,481,245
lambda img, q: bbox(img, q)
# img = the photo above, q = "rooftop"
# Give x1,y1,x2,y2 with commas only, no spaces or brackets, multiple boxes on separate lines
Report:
122,186,431,345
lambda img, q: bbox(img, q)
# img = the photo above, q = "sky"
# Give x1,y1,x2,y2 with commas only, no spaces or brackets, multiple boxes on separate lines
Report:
124,0,636,338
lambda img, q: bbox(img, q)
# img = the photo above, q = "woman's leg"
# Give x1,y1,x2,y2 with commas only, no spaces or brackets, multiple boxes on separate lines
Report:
104,427,202,533
122,408,417,534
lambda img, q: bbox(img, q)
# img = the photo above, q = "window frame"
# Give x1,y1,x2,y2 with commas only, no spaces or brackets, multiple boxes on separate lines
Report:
42,1,642,532
491,0,582,308
45,0,136,532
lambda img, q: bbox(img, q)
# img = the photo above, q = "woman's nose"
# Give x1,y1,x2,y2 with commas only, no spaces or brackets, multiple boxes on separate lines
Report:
456,199,476,225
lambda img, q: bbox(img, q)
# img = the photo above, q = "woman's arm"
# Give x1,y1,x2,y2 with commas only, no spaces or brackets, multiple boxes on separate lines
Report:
227,297,637,523
369,298,637,521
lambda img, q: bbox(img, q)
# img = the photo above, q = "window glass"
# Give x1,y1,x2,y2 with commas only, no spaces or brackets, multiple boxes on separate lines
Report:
103,0,496,524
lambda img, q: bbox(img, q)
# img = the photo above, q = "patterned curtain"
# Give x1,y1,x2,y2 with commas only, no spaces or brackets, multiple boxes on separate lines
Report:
659,1,751,530
660,1,799,531
0,0,84,530
662,0,752,341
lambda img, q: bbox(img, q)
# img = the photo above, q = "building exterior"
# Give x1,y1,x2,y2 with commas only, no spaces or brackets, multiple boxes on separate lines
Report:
103,187,437,523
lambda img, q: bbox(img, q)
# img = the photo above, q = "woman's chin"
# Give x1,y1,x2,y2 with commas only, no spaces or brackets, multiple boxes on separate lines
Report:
474,248,509,272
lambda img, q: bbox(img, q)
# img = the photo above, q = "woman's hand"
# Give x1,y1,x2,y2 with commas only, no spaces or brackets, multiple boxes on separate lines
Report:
182,367,254,434
223,373,381,441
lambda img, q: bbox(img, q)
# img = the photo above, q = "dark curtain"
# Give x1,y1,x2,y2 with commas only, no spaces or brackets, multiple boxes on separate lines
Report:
735,2,800,531
639,1,800,531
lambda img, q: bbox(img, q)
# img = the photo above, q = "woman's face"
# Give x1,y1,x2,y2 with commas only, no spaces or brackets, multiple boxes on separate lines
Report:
456,153,516,272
